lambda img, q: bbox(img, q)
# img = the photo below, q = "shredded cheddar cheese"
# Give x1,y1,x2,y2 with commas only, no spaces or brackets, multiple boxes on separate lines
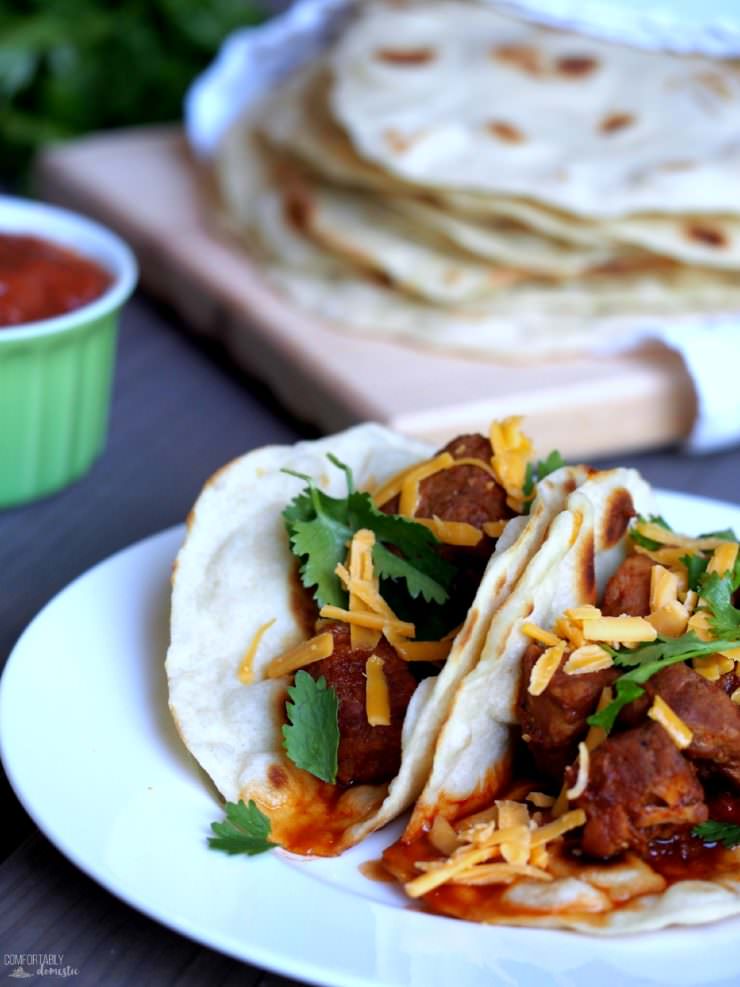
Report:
633,543,689,567
529,810,586,847
707,541,739,577
489,415,533,511
347,529,382,650
365,655,391,726
385,631,453,662
265,631,334,678
414,516,483,546
453,863,552,886
522,622,563,648
318,605,415,637
566,742,590,800
237,618,276,684
407,799,587,898
526,791,556,808
483,519,507,538
584,686,613,752
497,801,531,865
632,521,732,553
528,643,566,695
564,605,602,621
687,610,713,642
647,600,689,638
650,565,678,611
398,453,456,516
648,695,693,749
693,653,735,681
553,615,585,649
428,816,460,856
582,616,657,644
563,644,613,676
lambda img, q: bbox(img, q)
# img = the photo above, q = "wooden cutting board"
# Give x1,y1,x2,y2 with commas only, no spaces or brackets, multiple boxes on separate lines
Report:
37,125,695,459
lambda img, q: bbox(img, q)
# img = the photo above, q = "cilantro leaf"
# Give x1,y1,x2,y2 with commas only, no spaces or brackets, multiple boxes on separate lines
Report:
692,821,740,848
700,571,740,641
522,462,535,501
289,510,351,609
348,492,453,599
208,799,276,856
522,450,565,514
588,679,645,734
630,514,672,551
681,552,709,592
282,671,339,784
281,457,453,612
587,632,740,733
699,528,738,542
537,450,566,481
373,542,448,605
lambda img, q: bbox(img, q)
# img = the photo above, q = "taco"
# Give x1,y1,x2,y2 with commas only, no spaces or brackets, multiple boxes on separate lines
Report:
167,420,587,856
384,497,740,933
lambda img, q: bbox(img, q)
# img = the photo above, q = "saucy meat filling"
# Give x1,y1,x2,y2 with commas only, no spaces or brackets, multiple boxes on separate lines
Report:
518,552,740,860
306,622,417,786
292,432,512,789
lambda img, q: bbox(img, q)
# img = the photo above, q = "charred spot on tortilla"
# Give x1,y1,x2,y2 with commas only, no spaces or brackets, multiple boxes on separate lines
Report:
368,268,395,289
556,54,599,77
268,764,289,790
375,47,436,65
659,160,694,172
600,112,634,134
491,43,542,76
695,71,733,99
685,222,728,249
283,188,313,232
487,121,526,144
457,608,478,650
602,488,635,548
383,128,415,153
577,532,596,602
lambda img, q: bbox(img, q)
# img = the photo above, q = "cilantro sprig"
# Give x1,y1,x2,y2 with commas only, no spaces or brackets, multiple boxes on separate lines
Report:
589,523,740,733
587,633,740,733
282,457,455,633
209,799,276,856
282,670,340,784
692,821,740,848
522,450,566,514
629,514,673,552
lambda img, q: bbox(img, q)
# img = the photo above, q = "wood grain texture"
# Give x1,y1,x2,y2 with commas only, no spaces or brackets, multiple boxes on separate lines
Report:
36,125,697,459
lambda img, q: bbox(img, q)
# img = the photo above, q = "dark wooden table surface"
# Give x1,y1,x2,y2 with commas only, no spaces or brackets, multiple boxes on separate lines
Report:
1,290,739,986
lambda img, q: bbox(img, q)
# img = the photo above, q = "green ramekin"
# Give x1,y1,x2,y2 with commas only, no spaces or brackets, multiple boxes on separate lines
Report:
0,196,138,508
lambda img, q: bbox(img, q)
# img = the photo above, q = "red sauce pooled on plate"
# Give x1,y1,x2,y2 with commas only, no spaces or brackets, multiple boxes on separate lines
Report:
0,234,111,327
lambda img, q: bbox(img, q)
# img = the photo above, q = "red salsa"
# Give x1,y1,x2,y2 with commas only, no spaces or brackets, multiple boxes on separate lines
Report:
0,234,112,327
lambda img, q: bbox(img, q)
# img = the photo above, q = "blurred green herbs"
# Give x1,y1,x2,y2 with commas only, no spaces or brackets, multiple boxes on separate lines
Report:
0,0,266,182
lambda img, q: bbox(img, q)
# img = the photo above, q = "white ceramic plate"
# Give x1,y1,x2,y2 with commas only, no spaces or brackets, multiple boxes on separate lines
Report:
3,490,740,987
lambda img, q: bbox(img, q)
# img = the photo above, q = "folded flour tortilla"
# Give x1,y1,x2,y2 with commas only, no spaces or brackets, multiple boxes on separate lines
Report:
167,424,591,854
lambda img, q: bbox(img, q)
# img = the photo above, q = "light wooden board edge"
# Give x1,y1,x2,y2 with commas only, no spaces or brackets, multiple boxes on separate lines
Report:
34,126,696,459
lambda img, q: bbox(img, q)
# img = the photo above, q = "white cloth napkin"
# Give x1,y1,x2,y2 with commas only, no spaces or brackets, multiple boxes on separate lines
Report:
185,0,740,453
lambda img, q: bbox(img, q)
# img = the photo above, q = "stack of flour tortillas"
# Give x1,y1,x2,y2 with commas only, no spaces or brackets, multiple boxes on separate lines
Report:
213,0,740,360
